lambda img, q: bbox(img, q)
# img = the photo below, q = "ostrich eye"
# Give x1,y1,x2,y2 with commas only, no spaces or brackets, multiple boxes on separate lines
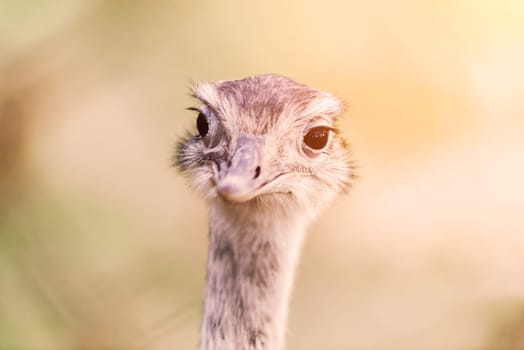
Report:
303,126,330,150
196,112,209,137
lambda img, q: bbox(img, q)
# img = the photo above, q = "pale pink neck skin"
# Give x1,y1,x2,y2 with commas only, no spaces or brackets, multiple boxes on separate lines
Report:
199,203,310,350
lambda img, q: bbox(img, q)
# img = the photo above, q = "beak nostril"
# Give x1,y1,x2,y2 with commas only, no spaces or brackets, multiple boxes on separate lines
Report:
254,166,261,179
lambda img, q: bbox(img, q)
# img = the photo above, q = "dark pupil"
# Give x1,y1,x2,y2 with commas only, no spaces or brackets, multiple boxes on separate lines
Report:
196,112,208,137
304,127,329,150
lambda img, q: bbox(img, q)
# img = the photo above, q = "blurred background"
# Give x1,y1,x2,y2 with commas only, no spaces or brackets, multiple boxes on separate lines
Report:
1,0,523,349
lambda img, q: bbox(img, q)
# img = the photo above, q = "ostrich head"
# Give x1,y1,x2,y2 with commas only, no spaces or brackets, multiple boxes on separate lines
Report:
176,74,352,220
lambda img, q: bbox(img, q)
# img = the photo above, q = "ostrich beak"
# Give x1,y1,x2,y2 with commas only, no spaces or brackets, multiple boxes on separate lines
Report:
216,135,264,203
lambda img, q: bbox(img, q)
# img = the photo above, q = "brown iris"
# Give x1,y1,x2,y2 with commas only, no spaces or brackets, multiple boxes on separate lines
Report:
197,112,209,137
303,126,330,150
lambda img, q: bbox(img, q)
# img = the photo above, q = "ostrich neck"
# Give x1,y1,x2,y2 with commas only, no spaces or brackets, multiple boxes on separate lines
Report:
200,204,309,350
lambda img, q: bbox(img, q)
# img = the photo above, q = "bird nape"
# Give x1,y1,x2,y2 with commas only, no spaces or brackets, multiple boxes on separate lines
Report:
176,74,353,350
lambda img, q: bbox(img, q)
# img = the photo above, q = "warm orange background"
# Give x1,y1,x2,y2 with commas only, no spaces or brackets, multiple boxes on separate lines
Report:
1,1,523,349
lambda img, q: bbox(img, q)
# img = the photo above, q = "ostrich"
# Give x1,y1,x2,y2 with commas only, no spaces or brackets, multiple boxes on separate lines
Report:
176,74,353,350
